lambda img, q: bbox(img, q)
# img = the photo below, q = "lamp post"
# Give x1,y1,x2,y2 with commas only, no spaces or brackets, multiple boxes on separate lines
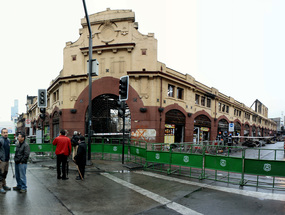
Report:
82,0,93,165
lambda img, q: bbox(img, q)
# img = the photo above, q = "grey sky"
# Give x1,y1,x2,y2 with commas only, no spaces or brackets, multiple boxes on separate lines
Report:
0,0,284,121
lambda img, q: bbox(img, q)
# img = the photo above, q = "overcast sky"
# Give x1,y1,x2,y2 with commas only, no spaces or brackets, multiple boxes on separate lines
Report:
0,0,284,122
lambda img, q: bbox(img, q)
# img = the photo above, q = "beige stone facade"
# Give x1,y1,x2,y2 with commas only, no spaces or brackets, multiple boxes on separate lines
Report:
23,8,276,143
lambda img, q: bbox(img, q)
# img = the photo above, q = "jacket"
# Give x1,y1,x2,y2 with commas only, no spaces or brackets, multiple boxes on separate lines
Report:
74,141,86,165
0,136,10,162
14,141,30,164
52,135,72,156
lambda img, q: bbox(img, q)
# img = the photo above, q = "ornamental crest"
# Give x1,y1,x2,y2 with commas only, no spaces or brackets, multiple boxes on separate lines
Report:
263,163,271,172
220,159,226,167
155,153,160,160
183,156,189,163
113,146,118,152
136,148,140,154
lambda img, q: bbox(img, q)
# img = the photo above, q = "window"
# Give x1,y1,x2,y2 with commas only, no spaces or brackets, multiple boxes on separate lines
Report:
72,55,77,61
218,102,221,111
206,98,211,108
195,94,200,105
141,49,147,55
177,87,183,99
168,85,174,97
201,96,205,106
226,106,229,113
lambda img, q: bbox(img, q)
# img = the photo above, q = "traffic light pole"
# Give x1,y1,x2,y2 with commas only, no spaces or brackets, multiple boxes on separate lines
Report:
82,0,93,165
122,101,126,164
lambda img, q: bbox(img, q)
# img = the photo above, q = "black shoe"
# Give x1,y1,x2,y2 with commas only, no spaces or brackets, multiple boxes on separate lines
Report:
75,176,81,180
62,177,69,180
57,176,62,179
13,186,21,191
3,186,11,191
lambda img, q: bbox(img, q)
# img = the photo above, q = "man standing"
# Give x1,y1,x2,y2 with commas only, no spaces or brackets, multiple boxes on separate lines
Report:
52,129,71,180
0,128,11,194
74,135,86,180
13,133,30,193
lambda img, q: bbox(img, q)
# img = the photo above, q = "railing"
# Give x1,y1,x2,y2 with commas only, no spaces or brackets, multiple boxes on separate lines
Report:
11,138,285,190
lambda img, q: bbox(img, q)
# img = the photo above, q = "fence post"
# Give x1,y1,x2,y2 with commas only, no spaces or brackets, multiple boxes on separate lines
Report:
200,144,206,180
240,148,245,186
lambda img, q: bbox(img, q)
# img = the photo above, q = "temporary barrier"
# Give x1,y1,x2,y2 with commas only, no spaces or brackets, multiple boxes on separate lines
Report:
10,139,285,190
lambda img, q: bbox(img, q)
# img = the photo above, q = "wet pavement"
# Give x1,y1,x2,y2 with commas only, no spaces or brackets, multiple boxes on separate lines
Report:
0,142,284,215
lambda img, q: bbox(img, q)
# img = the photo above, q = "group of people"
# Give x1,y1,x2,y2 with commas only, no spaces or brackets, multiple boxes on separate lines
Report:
52,129,86,181
0,128,86,194
0,128,30,194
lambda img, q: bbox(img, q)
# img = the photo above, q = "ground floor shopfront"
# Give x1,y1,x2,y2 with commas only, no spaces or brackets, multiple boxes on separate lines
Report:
29,77,276,143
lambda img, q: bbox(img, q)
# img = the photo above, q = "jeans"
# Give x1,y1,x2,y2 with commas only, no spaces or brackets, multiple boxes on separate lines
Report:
15,163,27,190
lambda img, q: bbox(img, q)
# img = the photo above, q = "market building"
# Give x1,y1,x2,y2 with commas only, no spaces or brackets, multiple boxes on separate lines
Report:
23,8,277,143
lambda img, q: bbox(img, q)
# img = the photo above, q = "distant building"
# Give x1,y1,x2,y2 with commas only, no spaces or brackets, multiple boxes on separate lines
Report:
11,99,18,121
24,9,277,142
270,117,281,132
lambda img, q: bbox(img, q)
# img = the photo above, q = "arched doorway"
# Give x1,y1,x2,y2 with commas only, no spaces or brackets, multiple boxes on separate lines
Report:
165,109,185,143
52,112,60,139
194,115,211,143
252,126,256,137
234,121,241,136
244,124,250,136
86,94,131,134
218,119,229,136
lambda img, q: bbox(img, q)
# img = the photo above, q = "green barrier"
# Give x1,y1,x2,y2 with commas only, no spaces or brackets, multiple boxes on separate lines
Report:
171,153,203,168
103,144,128,154
244,159,285,177
146,151,170,164
29,144,54,153
10,144,54,154
129,146,146,158
91,144,103,153
205,155,243,173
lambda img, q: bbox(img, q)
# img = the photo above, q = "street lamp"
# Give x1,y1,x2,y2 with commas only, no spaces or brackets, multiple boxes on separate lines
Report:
82,0,93,165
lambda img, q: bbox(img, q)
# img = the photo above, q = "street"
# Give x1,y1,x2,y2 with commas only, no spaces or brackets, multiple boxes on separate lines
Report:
0,142,285,215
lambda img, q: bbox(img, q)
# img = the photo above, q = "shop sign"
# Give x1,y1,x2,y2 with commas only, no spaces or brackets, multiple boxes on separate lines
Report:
201,127,209,132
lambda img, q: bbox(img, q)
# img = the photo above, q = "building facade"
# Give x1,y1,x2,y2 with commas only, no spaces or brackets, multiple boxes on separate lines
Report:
23,9,276,143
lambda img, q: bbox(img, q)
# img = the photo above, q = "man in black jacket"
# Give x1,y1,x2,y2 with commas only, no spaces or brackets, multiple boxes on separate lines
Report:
0,128,11,194
74,135,86,180
13,133,30,193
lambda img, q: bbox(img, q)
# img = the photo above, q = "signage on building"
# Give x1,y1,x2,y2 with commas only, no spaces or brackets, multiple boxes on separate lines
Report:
229,123,234,132
25,119,31,128
201,127,210,132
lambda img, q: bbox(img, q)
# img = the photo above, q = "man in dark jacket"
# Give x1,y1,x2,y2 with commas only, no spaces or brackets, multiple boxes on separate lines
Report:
13,132,30,193
52,129,72,180
74,135,86,180
0,128,11,194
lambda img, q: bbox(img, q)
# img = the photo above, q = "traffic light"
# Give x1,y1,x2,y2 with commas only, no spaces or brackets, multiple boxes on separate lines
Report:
40,108,46,120
38,89,47,108
119,76,129,101
117,100,125,118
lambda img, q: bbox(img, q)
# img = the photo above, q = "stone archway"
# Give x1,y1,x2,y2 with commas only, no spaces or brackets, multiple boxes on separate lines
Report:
87,94,131,134
165,109,185,143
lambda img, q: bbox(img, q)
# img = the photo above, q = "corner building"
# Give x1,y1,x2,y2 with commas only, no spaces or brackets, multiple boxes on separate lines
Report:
26,9,276,142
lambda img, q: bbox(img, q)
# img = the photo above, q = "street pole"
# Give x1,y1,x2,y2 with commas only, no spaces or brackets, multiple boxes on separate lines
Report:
122,101,126,164
82,0,93,165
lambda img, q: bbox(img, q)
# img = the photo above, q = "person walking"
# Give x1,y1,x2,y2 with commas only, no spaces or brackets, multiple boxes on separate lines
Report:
52,129,72,180
74,135,86,180
13,133,30,193
0,128,11,194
